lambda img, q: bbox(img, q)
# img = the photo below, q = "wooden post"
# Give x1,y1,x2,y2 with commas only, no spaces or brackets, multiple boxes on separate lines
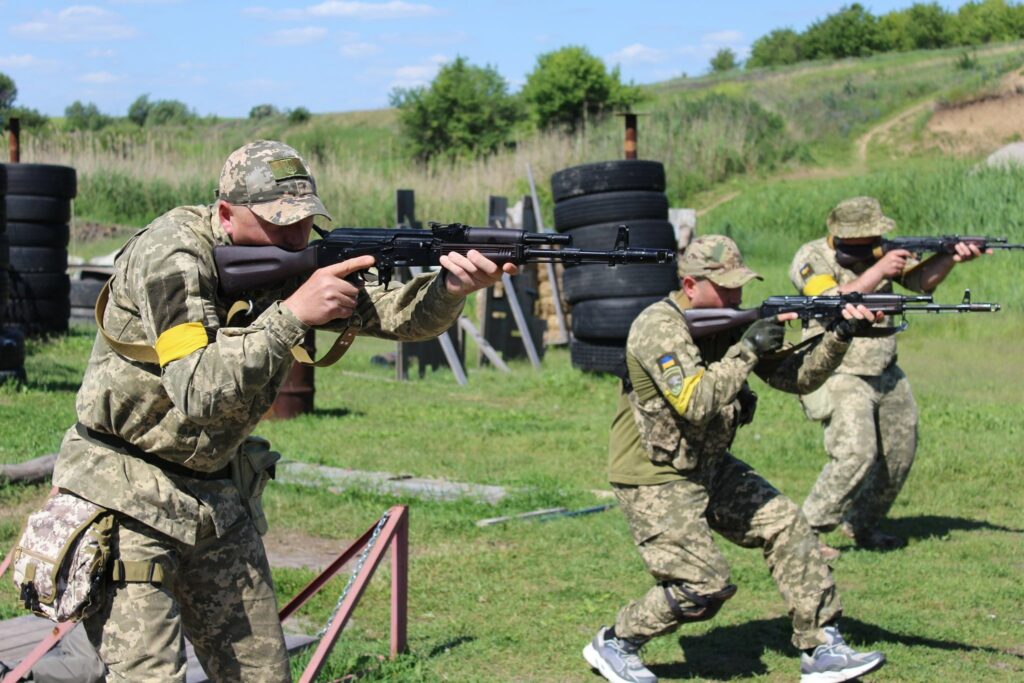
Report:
623,112,638,159
8,117,20,163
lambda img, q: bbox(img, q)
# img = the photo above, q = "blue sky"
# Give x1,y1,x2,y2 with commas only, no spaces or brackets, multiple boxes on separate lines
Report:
1,1,972,118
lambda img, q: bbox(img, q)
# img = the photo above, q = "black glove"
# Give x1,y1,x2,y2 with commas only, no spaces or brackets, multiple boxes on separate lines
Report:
828,314,876,342
737,384,758,426
740,318,786,356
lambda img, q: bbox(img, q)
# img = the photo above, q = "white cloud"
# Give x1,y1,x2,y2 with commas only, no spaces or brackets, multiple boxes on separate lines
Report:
702,30,744,45
389,54,448,88
340,42,381,57
10,6,137,42
608,44,669,66
264,26,328,45
79,71,120,84
308,1,441,19
87,48,117,58
0,54,53,69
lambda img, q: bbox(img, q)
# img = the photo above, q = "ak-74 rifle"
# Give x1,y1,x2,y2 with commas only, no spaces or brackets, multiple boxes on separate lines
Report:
214,222,674,295
833,234,1024,268
682,290,1000,340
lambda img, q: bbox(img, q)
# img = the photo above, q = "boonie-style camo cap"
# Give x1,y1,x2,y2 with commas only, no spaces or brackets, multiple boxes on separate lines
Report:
826,196,895,238
217,140,332,225
678,234,762,288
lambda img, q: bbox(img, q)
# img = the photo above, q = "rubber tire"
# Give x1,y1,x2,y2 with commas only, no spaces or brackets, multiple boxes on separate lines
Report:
4,222,71,248
0,327,26,370
6,195,72,224
571,296,662,340
554,190,668,232
563,220,677,253
3,297,70,335
0,232,8,267
562,262,678,304
6,272,71,299
570,337,627,376
70,278,107,308
1,163,78,199
0,367,27,386
0,272,8,308
551,160,665,202
10,246,68,273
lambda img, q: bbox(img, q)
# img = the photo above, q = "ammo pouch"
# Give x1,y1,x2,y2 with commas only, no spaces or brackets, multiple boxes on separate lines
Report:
12,493,113,622
232,436,281,536
799,384,834,422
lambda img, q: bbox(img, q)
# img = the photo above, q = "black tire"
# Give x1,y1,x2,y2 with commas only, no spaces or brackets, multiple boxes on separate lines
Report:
571,296,662,340
0,327,26,370
570,337,627,376
551,160,665,202
9,246,68,274
0,367,27,386
70,278,107,308
554,191,668,232
562,263,678,304
6,272,71,299
0,232,8,267
563,220,677,253
3,297,70,335
0,271,8,308
4,222,70,248
1,163,77,199
6,195,72,224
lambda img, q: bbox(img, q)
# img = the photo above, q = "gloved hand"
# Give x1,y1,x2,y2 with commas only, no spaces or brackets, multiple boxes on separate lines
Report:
737,384,758,426
740,317,786,356
828,314,876,342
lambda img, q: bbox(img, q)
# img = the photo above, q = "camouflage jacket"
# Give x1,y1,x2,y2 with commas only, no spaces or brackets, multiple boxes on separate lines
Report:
607,291,850,485
53,205,464,543
789,237,925,376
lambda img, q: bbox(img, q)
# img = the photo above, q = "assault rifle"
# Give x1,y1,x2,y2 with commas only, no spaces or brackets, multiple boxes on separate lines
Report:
683,290,1000,340
214,222,674,295
834,235,1024,268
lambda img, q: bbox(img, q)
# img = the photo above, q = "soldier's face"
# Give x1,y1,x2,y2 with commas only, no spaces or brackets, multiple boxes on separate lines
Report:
220,202,313,250
684,276,743,308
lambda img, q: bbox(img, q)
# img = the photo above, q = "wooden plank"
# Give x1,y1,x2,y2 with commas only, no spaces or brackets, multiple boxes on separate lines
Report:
185,634,316,683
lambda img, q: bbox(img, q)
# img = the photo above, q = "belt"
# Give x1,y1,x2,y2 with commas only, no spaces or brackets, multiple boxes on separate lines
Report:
74,423,232,481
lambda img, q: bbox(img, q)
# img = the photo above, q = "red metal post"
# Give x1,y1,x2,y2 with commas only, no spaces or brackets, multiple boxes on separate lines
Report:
8,117,20,163
390,507,408,657
624,113,638,160
1,622,76,683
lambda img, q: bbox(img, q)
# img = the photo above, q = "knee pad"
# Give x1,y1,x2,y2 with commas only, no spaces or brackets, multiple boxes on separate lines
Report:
662,582,737,623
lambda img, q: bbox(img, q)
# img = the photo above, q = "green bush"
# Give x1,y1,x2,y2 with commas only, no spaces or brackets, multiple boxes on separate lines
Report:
64,101,112,131
76,172,210,226
249,103,279,119
127,94,150,127
747,29,805,68
709,48,740,73
288,107,312,124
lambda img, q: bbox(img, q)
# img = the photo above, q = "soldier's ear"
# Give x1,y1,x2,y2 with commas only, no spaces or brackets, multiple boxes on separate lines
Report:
218,201,236,237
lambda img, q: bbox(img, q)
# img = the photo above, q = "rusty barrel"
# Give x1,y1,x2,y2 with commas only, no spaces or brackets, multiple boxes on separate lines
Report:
265,330,315,419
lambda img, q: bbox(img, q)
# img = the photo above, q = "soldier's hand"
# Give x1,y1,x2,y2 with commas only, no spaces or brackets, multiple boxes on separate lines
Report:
873,248,911,278
828,303,884,341
283,255,375,326
952,241,987,263
441,249,519,297
741,316,789,357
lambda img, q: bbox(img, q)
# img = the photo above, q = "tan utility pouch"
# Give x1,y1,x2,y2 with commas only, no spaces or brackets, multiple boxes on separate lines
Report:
799,384,834,422
232,436,281,536
12,493,113,622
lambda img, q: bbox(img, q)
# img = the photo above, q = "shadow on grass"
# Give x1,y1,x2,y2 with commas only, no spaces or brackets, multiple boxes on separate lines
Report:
643,616,1021,681
311,407,364,418
885,514,1024,539
427,635,475,658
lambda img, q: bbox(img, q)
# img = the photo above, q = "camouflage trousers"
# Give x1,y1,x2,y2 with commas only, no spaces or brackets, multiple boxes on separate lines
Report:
612,454,840,650
802,366,918,535
84,506,289,682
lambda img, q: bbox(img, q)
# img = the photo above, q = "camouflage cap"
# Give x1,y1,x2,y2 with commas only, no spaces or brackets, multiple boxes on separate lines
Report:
678,235,762,287
826,196,895,238
217,140,332,226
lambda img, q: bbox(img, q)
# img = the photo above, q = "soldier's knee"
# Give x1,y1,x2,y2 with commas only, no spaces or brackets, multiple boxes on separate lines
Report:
662,582,737,623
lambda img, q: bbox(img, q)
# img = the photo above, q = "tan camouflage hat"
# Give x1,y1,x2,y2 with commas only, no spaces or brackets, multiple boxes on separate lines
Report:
678,235,762,287
217,140,332,226
826,196,895,238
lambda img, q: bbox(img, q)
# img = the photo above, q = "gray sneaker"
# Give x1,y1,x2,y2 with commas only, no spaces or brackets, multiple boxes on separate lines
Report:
583,626,657,683
800,625,885,683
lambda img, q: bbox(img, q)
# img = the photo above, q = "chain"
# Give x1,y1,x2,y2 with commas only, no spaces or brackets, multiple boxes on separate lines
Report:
314,510,391,641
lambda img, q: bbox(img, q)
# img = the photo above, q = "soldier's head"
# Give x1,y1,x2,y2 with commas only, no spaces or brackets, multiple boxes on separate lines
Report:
678,235,761,308
216,140,332,249
826,196,895,246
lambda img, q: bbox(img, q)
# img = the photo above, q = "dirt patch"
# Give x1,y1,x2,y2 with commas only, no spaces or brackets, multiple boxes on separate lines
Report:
262,528,355,571
927,92,1024,156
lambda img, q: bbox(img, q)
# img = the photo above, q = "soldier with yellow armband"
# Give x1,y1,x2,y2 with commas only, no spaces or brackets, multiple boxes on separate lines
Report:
32,140,515,682
584,235,886,683
789,197,985,556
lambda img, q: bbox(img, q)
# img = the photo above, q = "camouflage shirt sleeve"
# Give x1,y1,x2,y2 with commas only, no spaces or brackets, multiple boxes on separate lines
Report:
789,240,841,296
126,214,309,426
753,331,850,394
629,304,759,427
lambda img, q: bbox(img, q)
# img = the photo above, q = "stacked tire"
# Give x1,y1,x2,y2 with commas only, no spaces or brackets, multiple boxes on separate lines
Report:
552,160,677,375
1,163,76,336
0,165,25,386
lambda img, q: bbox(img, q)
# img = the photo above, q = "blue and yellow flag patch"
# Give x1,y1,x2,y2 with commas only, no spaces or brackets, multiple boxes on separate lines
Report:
658,354,684,396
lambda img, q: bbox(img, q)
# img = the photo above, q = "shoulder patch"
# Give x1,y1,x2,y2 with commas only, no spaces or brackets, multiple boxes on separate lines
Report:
658,354,684,396
799,263,813,278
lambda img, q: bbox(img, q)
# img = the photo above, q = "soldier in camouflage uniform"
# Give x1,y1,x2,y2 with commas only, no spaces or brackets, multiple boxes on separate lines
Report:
790,197,984,553
584,236,886,683
45,140,516,682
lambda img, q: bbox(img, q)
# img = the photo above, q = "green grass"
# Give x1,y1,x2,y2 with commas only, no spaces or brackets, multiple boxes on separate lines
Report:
2,314,1022,680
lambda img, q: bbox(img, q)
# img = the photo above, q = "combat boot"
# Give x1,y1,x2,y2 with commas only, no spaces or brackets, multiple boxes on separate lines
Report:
800,624,885,682
840,523,906,551
583,626,657,683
